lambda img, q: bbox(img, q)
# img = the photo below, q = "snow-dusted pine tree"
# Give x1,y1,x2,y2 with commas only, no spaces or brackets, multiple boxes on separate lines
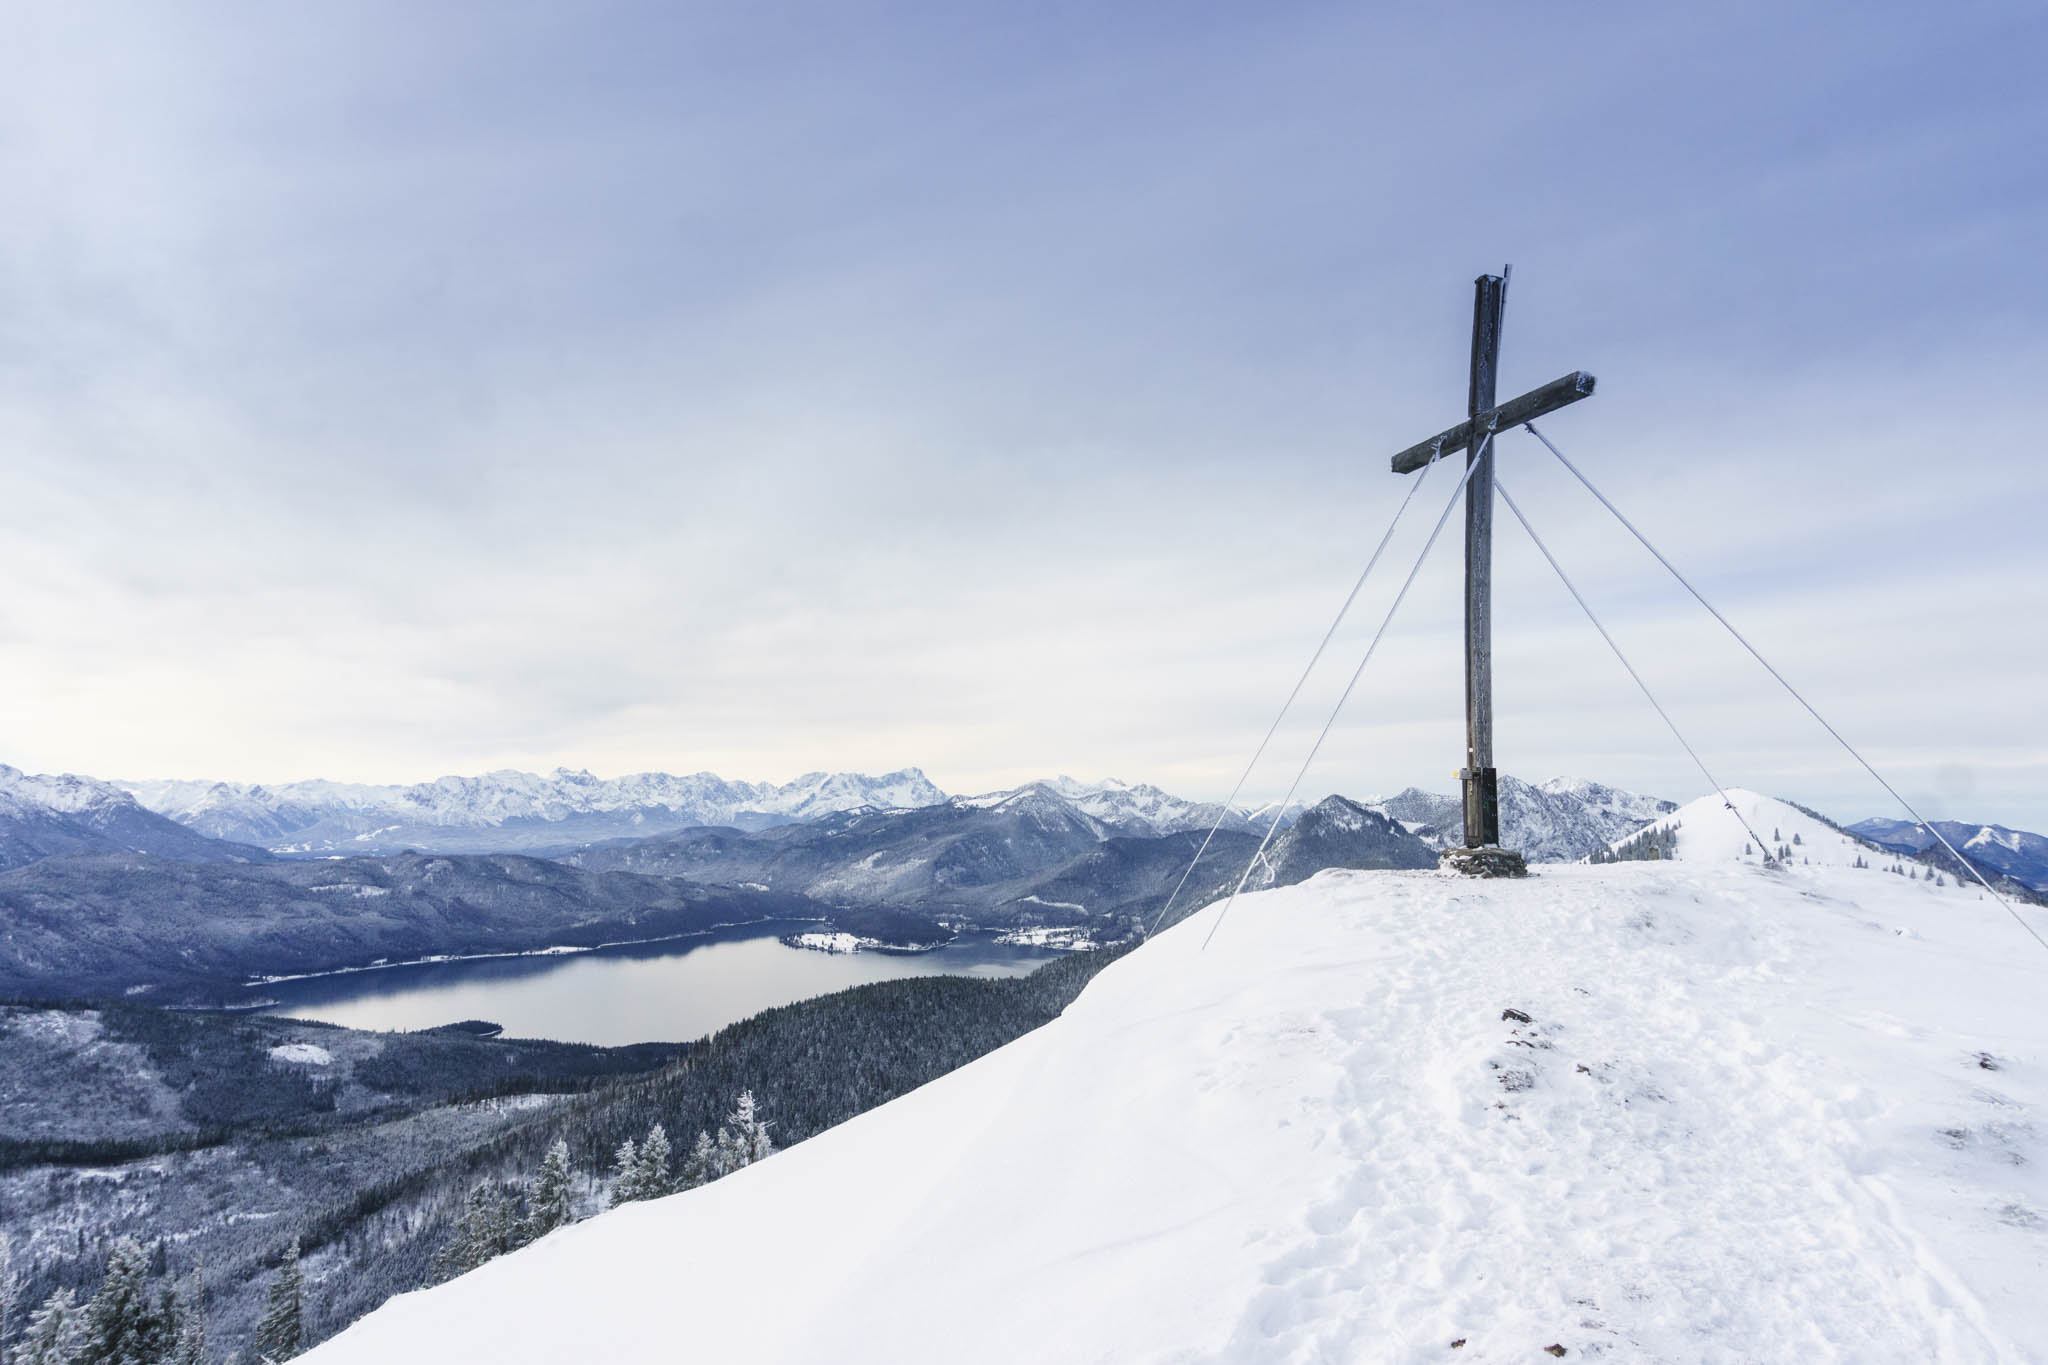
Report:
169,1264,208,1365
81,1237,175,1365
435,1182,515,1280
609,1137,643,1206
522,1139,576,1242
682,1129,719,1188
253,1237,304,1362
636,1124,673,1198
20,1286,83,1365
728,1089,776,1166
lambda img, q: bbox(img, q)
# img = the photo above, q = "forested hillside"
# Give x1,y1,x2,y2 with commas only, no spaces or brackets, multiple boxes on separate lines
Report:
0,949,1118,1360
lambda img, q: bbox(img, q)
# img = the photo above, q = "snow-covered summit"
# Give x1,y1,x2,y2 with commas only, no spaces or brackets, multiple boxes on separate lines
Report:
1608,788,1887,869
304,859,2048,1363
1017,775,1258,835
0,762,261,869
0,762,136,818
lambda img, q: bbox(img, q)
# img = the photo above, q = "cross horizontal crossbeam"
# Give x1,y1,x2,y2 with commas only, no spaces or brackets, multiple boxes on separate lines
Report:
1389,370,1597,474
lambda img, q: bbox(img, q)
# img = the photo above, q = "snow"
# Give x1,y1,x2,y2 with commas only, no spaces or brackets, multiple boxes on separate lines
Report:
1618,789,1897,870
116,767,950,847
304,860,2048,1364
992,924,1101,950
784,931,863,955
267,1043,334,1066
0,762,139,817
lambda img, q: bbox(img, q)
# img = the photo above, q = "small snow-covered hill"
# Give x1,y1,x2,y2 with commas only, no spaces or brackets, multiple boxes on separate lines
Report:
1610,789,1891,870
305,857,2048,1363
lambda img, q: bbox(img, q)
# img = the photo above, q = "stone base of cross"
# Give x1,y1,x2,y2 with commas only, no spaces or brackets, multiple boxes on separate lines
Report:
1388,273,1597,878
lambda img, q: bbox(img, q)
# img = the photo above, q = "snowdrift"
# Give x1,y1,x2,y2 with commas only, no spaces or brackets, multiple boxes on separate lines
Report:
305,840,2048,1363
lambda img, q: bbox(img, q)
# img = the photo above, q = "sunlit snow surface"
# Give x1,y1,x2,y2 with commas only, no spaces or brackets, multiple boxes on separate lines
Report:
305,797,2048,1363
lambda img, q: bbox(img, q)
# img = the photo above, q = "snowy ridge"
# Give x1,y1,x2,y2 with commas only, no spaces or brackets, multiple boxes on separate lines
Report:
305,860,2048,1363
0,762,139,818
1851,816,2048,894
0,762,263,870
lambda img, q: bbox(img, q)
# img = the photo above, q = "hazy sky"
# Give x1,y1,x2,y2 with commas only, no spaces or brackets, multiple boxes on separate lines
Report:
4,2,2045,825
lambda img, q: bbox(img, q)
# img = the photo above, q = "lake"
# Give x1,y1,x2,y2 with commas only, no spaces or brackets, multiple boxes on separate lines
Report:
245,922,1062,1046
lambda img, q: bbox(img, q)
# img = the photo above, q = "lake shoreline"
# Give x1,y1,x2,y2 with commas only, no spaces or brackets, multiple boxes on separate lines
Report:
239,923,1065,1047
237,915,818,988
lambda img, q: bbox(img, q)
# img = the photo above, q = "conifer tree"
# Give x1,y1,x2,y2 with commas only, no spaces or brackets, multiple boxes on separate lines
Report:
682,1130,719,1189
522,1140,575,1242
253,1237,304,1362
81,1237,175,1365
169,1263,208,1365
730,1090,776,1165
711,1091,776,1178
635,1124,673,1199
435,1183,514,1280
21,1287,83,1365
609,1137,642,1206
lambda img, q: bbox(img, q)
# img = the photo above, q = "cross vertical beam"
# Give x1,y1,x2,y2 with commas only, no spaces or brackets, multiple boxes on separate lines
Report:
1462,274,1503,848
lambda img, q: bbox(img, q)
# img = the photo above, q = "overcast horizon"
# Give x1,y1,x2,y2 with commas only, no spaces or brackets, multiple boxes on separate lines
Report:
5,3,2045,828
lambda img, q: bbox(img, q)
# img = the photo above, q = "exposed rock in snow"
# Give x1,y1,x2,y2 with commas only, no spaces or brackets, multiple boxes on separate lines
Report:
300,858,2048,1363
267,1042,335,1066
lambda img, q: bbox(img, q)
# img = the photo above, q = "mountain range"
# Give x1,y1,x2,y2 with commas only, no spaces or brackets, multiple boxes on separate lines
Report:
0,763,269,872
1374,774,1676,862
105,762,1675,862
1849,817,2048,894
21,756,2034,1002
119,767,949,854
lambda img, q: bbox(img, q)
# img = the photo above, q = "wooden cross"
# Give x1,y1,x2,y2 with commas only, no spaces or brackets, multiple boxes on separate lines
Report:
1387,273,1595,865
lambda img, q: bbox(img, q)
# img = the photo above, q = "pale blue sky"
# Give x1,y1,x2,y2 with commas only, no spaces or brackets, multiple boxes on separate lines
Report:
3,2,2045,825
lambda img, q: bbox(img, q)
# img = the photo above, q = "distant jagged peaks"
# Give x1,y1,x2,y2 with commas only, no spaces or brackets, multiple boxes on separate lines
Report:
0,763,266,871
0,761,136,817
1246,796,1436,889
1364,775,1676,863
977,776,1274,837
101,762,1683,862
117,766,952,854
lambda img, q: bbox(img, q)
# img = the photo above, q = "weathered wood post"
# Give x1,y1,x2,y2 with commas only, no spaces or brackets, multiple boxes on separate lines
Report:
1462,274,1504,854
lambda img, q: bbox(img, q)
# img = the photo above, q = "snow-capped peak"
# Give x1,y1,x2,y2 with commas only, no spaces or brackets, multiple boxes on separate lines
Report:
1607,789,1891,868
0,762,141,817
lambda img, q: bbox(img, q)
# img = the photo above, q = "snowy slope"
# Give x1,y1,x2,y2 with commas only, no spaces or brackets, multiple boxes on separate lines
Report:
305,859,2048,1364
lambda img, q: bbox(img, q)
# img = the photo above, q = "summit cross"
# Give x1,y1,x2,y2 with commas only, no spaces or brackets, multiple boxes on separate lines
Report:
1388,272,1596,874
